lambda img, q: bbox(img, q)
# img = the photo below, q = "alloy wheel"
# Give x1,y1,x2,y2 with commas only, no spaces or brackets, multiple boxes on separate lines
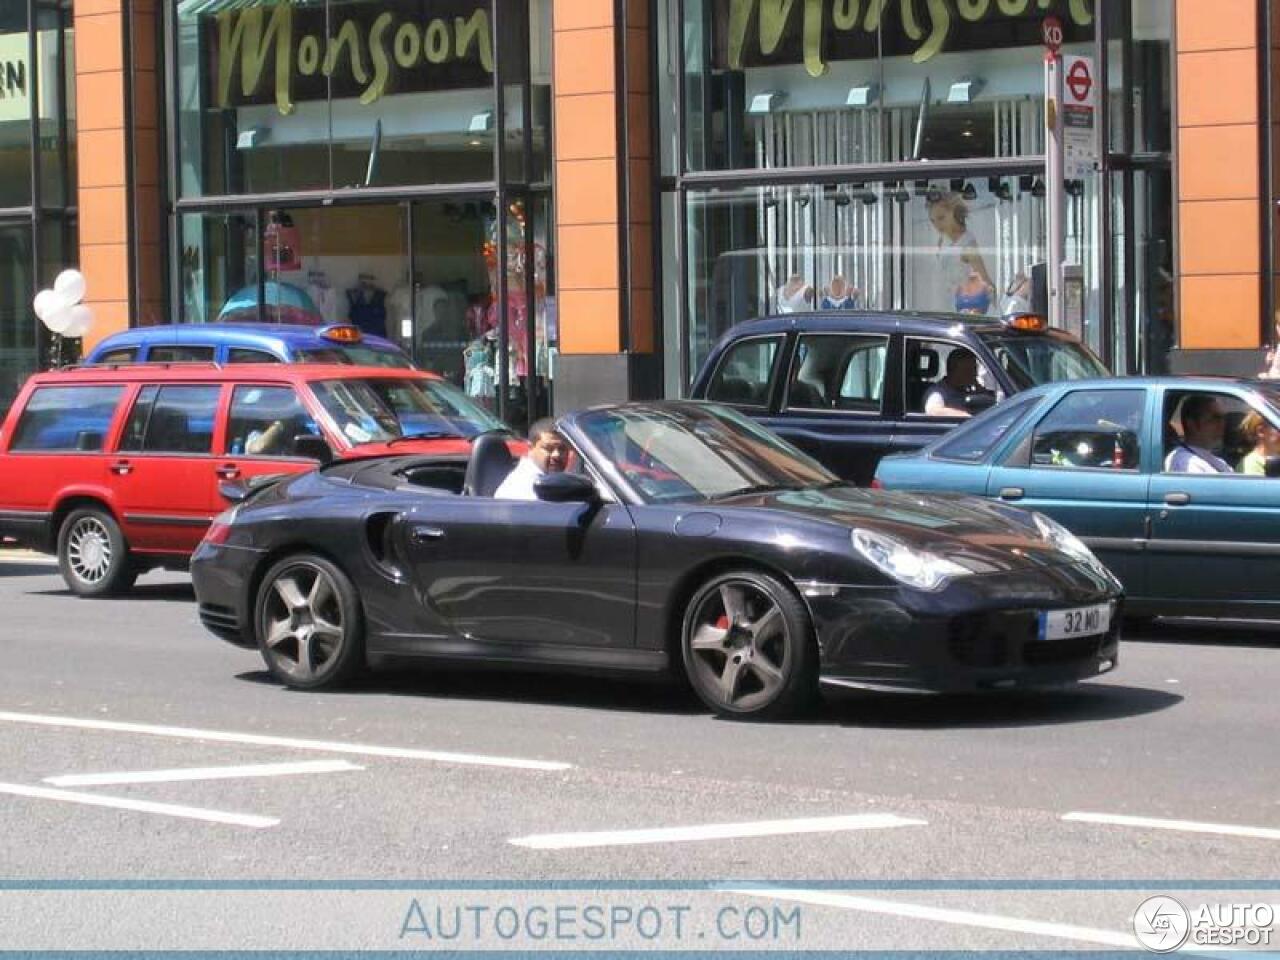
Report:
687,579,792,713
260,562,346,681
66,516,113,585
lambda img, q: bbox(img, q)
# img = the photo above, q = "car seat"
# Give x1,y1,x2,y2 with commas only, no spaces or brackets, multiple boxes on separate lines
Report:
463,433,517,497
906,347,940,413
787,379,826,409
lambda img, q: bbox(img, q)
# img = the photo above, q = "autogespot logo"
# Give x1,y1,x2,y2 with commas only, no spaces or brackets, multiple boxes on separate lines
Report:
1134,896,1191,953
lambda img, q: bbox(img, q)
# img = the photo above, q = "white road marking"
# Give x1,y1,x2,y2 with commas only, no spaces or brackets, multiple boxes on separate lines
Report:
510,813,925,850
724,887,1136,949
1063,811,1280,841
0,782,278,829
44,759,362,787
0,710,572,772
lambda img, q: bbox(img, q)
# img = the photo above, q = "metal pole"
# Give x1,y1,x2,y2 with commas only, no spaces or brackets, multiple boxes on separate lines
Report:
1045,52,1065,331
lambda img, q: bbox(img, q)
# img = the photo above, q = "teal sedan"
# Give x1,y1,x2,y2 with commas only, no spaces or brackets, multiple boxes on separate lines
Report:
874,377,1280,619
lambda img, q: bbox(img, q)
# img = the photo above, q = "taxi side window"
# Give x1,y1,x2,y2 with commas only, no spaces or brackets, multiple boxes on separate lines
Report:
10,386,124,452
706,337,781,408
97,349,137,365
227,386,317,457
227,349,282,364
149,346,215,363
121,385,219,454
785,335,887,412
1030,389,1145,471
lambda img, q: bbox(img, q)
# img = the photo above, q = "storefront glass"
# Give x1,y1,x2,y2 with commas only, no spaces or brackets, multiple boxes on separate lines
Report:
674,0,1095,172
175,0,504,196
0,222,35,410
684,174,1105,377
0,5,32,208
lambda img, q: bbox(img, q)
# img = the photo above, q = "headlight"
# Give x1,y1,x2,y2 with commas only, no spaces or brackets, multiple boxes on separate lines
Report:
852,528,971,591
1032,512,1095,564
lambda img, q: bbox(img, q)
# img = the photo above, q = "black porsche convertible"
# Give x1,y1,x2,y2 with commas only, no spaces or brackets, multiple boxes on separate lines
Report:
192,402,1122,720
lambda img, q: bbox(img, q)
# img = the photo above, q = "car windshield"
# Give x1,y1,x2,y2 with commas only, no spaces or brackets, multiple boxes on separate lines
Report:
979,334,1108,390
295,345,413,368
576,405,836,504
310,377,505,445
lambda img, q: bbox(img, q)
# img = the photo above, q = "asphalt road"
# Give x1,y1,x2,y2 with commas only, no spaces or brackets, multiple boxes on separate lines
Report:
1,552,1277,951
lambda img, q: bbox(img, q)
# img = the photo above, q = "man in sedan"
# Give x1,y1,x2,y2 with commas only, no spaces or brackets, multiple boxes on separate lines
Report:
1165,394,1233,474
495,418,569,500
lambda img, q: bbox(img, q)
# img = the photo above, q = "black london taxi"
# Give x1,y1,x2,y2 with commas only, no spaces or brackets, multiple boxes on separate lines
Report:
689,311,1108,485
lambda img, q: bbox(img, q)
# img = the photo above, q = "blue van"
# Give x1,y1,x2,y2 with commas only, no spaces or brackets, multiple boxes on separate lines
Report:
85,323,413,368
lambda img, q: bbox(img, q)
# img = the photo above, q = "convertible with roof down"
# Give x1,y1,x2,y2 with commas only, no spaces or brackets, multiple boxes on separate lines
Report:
192,402,1122,720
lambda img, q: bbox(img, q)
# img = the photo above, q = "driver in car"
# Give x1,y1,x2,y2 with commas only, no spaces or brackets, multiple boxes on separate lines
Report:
494,418,569,500
924,348,991,418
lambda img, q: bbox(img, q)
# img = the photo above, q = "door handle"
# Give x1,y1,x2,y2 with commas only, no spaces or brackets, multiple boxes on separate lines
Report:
1164,492,1191,507
410,526,446,544
109,460,132,476
216,464,241,480
998,487,1024,501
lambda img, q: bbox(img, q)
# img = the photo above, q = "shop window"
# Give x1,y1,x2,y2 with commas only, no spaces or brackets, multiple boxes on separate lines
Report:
10,386,123,452
706,337,780,408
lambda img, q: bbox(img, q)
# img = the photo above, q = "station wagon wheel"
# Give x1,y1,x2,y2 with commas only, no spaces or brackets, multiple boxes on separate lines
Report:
681,570,818,720
255,553,364,691
56,507,137,598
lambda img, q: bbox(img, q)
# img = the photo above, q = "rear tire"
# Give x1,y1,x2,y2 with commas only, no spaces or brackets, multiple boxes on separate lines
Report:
56,507,137,597
254,553,364,690
681,570,819,720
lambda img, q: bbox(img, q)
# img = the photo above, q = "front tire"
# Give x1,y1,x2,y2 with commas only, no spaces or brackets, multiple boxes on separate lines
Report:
254,553,364,690
681,570,818,720
56,507,137,597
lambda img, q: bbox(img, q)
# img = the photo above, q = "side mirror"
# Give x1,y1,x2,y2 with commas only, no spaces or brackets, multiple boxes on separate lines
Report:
534,472,598,503
218,481,249,504
965,391,997,413
1266,456,1280,479
292,433,333,464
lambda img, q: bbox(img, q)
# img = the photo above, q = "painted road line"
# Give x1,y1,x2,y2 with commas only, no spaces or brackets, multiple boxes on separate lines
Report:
510,813,926,850
1063,811,1280,841
0,710,572,772
0,782,278,829
724,888,1135,949
44,759,362,788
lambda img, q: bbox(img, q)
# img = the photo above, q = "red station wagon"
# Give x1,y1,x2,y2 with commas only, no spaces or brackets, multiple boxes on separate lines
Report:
0,363,510,596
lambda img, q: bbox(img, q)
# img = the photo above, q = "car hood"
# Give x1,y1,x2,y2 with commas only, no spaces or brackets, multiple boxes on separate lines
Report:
717,485,1077,573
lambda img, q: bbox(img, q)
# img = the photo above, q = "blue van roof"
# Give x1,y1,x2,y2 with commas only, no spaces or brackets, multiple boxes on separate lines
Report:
86,323,407,362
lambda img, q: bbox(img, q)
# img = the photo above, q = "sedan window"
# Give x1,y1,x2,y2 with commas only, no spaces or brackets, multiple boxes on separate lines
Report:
932,393,1039,463
1030,389,1145,471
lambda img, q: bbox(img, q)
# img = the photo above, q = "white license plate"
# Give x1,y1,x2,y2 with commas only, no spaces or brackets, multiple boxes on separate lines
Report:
1038,603,1111,641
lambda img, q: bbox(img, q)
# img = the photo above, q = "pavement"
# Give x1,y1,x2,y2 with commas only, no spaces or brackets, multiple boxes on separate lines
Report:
1,559,1277,951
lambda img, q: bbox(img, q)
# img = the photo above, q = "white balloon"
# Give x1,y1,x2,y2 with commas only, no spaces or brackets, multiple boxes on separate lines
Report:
43,305,74,335
60,304,94,339
53,269,87,305
33,289,68,321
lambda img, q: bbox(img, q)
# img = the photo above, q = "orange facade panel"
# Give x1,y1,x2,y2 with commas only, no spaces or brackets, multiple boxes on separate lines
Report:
80,299,130,352
1179,274,1262,349
554,0,613,32
1176,0,1257,52
554,93,619,161
78,187,129,247
1177,125,1260,201
79,243,130,304
1177,49,1259,126
558,224,622,291
73,12,124,74
1179,200,1261,276
76,129,127,189
558,289,621,354
556,158,619,226
554,27,616,97
75,69,125,132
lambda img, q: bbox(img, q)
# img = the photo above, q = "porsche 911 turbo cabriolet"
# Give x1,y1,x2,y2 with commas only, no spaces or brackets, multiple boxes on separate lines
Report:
192,402,1123,720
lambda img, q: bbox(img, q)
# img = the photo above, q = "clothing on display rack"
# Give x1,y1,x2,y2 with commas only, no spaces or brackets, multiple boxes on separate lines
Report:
820,275,859,311
346,274,388,338
463,338,497,399
306,270,341,326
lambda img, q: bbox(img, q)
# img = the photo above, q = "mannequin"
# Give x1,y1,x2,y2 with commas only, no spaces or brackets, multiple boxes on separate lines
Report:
776,274,814,313
820,274,858,311
464,332,497,401
346,273,388,338
307,269,340,326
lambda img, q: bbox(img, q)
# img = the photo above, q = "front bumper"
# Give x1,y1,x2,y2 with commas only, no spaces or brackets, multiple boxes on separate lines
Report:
806,561,1122,693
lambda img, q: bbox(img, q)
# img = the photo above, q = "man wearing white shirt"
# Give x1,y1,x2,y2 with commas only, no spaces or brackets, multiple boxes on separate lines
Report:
494,418,569,500
1164,395,1234,474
